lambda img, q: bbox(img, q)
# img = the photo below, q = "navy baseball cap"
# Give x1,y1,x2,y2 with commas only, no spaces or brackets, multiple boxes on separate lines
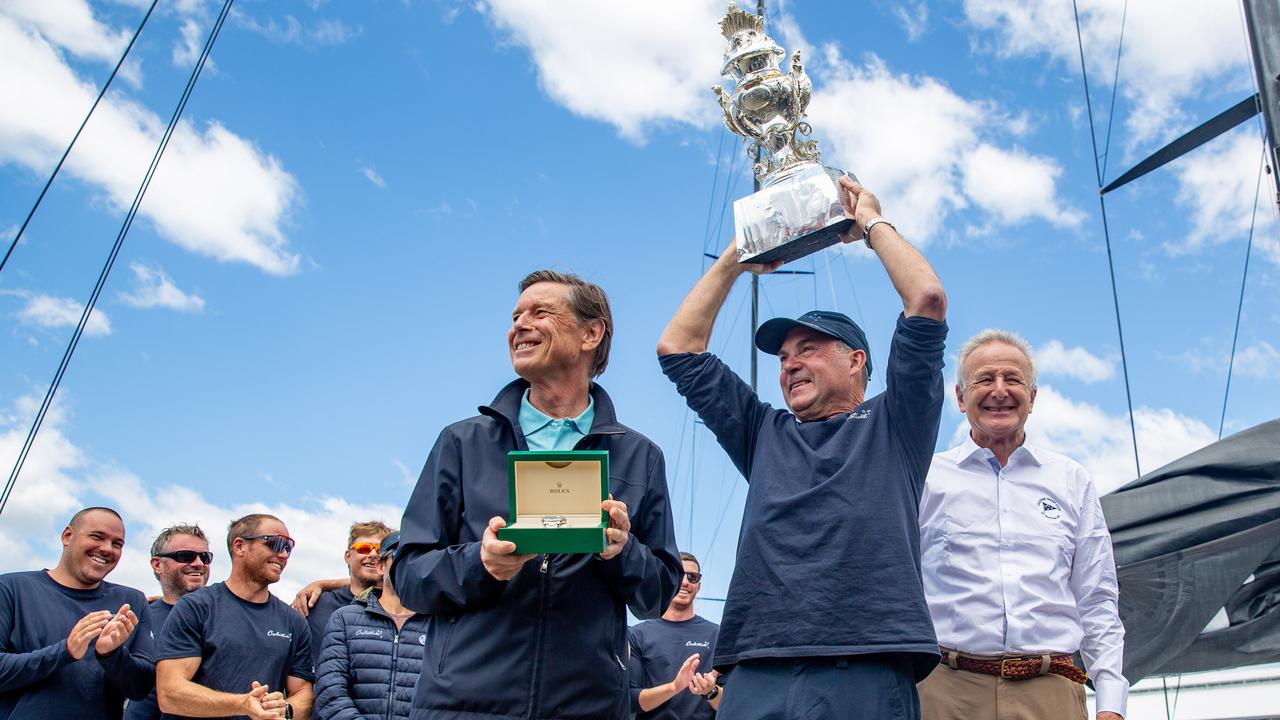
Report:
754,310,873,379
379,531,400,559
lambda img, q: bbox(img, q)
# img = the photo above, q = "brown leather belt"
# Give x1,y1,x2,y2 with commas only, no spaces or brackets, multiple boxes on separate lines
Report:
939,647,1087,685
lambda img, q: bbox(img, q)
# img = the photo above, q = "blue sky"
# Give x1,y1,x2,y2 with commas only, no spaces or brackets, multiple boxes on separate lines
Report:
2,0,1277,647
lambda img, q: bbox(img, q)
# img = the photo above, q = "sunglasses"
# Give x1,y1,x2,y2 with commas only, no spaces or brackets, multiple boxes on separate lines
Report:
240,534,296,555
349,542,381,555
684,571,702,583
154,550,213,564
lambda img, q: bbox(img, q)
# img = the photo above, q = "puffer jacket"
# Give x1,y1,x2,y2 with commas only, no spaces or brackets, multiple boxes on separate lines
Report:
314,591,429,720
392,379,683,720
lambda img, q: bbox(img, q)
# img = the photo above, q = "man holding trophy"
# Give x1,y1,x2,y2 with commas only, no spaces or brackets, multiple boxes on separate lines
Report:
653,5,949,718
393,270,682,720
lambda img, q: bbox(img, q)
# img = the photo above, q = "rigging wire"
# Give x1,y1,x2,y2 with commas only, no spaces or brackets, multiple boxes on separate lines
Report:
701,128,728,257
1098,0,1129,182
0,0,236,518
0,0,160,279
1219,145,1266,439
1071,0,1142,480
822,247,839,311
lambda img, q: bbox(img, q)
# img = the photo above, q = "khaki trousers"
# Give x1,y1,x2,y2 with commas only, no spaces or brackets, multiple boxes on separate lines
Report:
918,663,1087,720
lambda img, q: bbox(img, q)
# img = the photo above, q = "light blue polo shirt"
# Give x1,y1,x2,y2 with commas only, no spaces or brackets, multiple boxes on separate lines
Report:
518,390,595,451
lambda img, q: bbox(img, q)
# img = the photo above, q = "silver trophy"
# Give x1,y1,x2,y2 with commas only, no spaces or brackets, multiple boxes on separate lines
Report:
714,2,854,264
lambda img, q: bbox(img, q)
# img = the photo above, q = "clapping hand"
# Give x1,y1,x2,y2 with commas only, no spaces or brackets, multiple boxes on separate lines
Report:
94,604,139,655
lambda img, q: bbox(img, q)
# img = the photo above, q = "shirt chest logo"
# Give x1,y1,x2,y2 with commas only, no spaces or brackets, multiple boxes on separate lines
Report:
685,640,710,648
354,628,384,638
266,630,292,640
1038,496,1062,520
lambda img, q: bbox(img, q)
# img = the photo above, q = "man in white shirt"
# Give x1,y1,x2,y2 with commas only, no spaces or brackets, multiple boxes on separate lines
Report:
918,329,1127,720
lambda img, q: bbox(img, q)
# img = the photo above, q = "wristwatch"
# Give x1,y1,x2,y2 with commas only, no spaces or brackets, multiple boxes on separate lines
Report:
704,685,721,701
862,216,895,248
283,703,294,719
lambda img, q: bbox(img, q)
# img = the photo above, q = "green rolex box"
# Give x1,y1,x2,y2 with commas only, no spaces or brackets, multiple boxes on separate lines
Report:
496,450,608,555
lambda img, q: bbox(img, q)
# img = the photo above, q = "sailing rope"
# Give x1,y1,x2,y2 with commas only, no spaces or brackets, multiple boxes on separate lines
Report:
0,0,160,279
1,0,237,518
1220,145,1266,439
1071,0,1142,480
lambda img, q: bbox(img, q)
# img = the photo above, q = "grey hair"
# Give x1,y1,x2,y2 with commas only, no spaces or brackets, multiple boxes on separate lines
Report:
955,329,1037,388
833,341,871,385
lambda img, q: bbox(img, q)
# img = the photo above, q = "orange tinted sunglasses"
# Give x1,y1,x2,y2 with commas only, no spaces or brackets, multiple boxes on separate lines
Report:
349,542,381,555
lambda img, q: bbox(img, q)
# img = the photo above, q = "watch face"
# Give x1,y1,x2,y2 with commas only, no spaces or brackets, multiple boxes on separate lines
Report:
283,704,293,720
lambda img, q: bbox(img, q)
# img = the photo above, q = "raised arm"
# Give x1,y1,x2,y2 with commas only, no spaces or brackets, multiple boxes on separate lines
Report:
656,242,778,356
838,178,946,321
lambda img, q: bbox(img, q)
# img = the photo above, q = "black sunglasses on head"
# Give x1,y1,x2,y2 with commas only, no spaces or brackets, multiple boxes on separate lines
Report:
684,571,702,583
154,550,213,564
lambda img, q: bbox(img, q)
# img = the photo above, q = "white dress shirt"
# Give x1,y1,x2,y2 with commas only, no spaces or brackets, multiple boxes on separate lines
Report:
921,435,1128,716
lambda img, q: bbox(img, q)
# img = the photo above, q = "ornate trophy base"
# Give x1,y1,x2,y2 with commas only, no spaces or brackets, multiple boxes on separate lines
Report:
734,163,855,265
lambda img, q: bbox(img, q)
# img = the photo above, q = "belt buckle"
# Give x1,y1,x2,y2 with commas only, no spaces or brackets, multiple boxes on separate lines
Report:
999,658,1014,679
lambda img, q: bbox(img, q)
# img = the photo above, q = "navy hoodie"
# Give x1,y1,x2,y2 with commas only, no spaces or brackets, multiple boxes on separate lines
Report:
393,380,682,720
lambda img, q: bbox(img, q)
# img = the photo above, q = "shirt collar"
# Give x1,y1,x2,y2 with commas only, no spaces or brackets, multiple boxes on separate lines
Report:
954,432,1044,468
518,390,595,435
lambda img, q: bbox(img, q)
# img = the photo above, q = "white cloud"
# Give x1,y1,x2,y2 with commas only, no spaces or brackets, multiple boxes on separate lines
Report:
0,0,131,66
950,385,1218,494
0,11,303,275
891,1,929,42
0,395,89,548
360,166,386,189
1232,341,1280,380
232,11,360,48
1172,127,1278,264
477,0,725,141
117,262,206,312
172,17,204,67
13,292,112,336
961,144,1083,227
1036,339,1115,383
0,394,403,601
962,0,1249,149
808,53,1077,243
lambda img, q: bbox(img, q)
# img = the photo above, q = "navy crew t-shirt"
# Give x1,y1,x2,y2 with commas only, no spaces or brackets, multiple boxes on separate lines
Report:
628,616,719,720
156,582,313,720
0,570,155,720
304,586,354,671
659,313,947,680
123,599,177,720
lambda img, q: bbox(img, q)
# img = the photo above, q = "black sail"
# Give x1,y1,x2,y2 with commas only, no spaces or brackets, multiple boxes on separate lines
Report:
1101,418,1280,682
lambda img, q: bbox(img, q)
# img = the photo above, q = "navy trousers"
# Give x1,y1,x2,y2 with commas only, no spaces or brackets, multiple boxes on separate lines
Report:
718,655,921,720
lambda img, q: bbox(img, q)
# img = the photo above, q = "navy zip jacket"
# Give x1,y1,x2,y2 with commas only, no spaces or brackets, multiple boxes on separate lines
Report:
393,379,682,720
314,591,428,720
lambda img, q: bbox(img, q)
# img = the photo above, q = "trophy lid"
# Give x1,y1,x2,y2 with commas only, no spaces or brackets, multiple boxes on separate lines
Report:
719,2,784,80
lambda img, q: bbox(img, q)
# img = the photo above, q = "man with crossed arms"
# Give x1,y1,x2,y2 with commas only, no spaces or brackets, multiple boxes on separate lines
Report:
919,329,1127,720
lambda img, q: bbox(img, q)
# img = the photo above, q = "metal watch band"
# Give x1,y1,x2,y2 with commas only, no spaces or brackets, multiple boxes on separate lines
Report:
862,217,895,248
705,684,721,700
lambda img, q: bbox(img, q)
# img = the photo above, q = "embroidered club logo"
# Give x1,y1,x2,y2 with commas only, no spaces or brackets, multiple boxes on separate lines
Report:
685,640,710,648
1038,497,1062,520
354,629,383,638
419,633,427,645
267,630,292,640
